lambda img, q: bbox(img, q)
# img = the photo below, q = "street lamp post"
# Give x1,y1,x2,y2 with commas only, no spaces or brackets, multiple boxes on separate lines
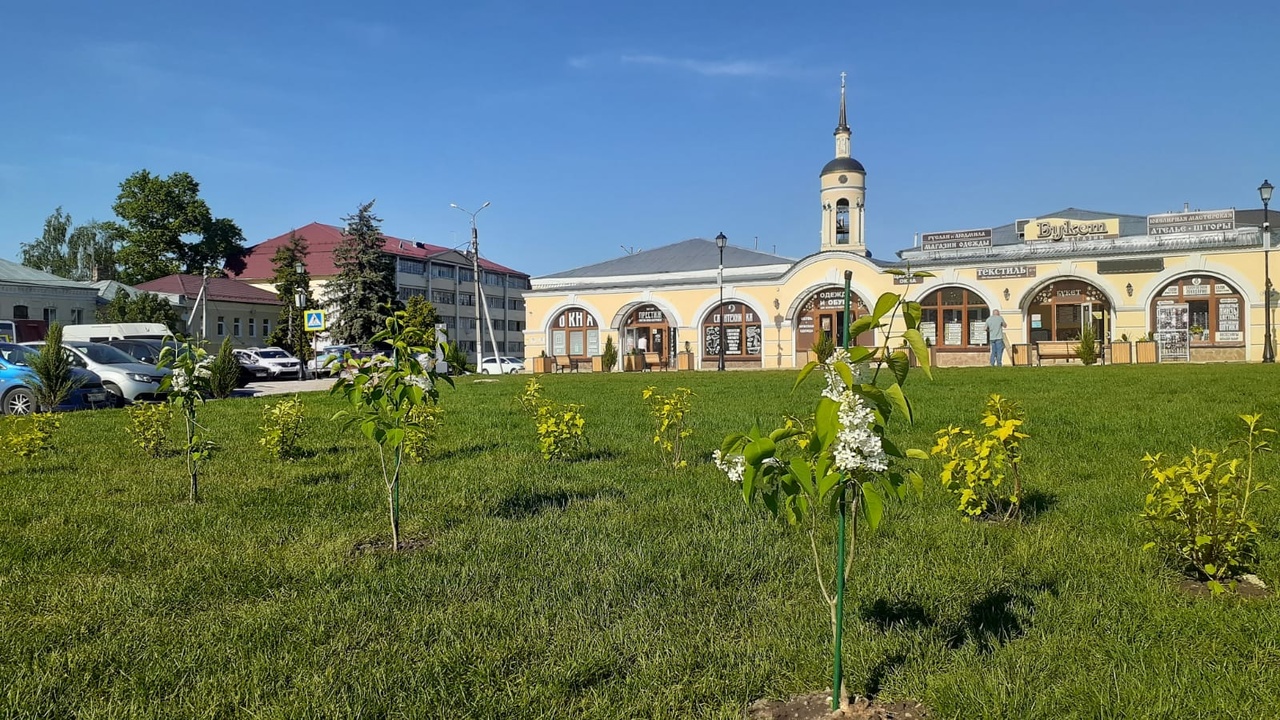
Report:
715,232,727,371
450,202,497,371
1262,179,1274,363
294,262,307,379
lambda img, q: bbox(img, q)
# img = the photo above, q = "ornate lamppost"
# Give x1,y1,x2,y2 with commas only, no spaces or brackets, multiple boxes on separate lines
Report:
715,232,727,371
1261,179,1274,363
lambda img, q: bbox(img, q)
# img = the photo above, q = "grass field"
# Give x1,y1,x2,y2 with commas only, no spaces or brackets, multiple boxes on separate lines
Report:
2,364,1279,719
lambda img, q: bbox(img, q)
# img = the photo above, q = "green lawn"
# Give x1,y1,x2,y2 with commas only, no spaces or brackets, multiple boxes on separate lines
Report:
3,365,1279,719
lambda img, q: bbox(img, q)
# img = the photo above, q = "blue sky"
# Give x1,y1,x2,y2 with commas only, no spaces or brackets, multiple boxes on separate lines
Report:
1,0,1276,277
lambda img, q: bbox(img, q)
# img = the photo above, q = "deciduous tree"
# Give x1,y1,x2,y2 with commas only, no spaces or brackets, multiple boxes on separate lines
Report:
97,289,183,330
111,170,246,284
20,208,119,281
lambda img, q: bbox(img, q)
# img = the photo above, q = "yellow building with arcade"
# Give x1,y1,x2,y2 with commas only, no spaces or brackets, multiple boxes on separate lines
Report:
524,79,1273,370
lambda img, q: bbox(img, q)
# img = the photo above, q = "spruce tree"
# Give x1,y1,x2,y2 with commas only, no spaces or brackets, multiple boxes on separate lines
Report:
327,201,397,346
267,231,313,359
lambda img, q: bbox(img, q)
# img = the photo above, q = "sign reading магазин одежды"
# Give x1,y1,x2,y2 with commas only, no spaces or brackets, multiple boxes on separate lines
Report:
920,228,992,250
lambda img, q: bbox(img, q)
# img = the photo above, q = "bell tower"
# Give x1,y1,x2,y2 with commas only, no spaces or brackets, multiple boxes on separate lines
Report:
819,72,866,252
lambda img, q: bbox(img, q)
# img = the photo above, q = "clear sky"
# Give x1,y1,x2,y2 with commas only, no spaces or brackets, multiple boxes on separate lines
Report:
1,0,1276,277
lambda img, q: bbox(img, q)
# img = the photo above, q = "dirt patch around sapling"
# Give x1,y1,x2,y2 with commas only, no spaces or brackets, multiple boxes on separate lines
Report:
348,536,433,557
748,692,931,720
1174,573,1271,599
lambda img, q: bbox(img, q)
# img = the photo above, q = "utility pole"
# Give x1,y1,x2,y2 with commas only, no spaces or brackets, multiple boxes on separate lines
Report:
451,202,501,370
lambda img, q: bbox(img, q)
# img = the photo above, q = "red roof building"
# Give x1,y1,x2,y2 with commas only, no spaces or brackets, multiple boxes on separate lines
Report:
135,274,285,349
136,274,282,304
230,222,530,361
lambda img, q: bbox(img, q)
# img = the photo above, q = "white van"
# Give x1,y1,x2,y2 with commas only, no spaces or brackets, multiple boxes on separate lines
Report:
61,323,174,342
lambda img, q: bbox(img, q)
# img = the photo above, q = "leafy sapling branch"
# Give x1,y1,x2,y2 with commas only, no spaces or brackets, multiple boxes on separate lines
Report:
158,338,216,503
331,307,452,551
716,270,931,711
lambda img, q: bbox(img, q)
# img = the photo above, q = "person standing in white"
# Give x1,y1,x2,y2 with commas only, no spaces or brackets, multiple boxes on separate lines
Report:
985,310,1008,366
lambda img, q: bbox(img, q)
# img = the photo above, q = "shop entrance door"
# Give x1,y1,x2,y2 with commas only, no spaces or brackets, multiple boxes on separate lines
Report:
819,312,846,346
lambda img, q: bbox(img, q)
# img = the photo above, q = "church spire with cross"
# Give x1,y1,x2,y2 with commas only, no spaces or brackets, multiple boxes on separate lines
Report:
819,72,867,252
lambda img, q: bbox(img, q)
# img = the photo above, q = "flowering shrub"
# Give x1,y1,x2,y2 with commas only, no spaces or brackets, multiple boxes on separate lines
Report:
260,395,306,460
1141,414,1273,594
643,386,693,468
931,394,1028,520
2,413,60,460
158,339,216,503
404,403,443,463
331,307,451,551
127,402,171,458
535,403,587,461
718,275,931,710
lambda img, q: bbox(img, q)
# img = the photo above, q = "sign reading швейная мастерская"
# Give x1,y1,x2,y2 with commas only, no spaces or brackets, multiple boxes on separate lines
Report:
921,228,992,250
1146,209,1236,236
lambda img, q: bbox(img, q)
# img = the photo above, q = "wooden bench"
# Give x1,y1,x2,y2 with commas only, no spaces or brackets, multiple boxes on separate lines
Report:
1035,340,1105,365
553,355,576,372
642,352,665,371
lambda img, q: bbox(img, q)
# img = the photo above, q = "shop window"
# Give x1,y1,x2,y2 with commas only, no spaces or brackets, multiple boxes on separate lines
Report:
1026,280,1111,343
918,287,990,348
701,301,762,362
12,305,28,320
549,307,599,359
1151,275,1243,348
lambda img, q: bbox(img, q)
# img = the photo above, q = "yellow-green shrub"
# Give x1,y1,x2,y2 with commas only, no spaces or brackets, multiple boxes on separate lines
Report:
1140,414,1273,593
260,395,306,460
643,386,693,468
517,376,544,415
404,403,443,462
931,394,1028,519
535,403,586,460
3,413,60,460
127,402,171,458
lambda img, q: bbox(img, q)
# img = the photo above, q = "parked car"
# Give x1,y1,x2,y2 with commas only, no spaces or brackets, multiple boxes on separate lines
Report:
479,356,525,375
0,342,110,415
106,338,266,387
311,345,368,375
23,341,169,406
61,323,173,342
233,347,302,378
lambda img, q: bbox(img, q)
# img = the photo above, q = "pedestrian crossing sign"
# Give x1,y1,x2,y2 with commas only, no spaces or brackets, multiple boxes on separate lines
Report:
304,310,326,332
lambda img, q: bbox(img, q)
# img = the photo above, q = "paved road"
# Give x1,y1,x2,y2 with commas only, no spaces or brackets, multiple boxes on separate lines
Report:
233,377,335,397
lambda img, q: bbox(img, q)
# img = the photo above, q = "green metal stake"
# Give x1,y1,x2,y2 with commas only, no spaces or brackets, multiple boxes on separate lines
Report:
831,269,853,711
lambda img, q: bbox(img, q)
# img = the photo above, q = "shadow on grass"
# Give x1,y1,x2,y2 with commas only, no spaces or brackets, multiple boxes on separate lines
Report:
861,579,1057,655
576,447,620,462
862,651,909,697
298,469,348,485
494,488,625,520
1020,488,1057,520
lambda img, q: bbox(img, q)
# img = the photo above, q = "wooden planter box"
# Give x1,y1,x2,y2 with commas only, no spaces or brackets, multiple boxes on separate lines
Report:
1134,341,1158,364
1009,344,1030,367
532,356,554,374
624,353,642,372
1109,342,1132,364
591,356,603,372
676,352,694,371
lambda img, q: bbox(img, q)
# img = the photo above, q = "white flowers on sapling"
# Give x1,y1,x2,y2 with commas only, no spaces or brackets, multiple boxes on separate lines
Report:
713,449,747,484
822,354,887,474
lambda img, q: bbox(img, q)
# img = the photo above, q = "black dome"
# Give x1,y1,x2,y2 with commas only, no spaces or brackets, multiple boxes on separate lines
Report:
821,157,866,176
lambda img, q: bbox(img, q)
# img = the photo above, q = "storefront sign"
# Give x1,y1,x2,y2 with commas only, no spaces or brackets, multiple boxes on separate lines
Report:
893,275,924,285
1218,297,1240,332
1027,217,1119,241
976,266,1036,279
1097,258,1164,274
630,304,667,324
809,288,866,311
921,228,993,250
1147,209,1235,236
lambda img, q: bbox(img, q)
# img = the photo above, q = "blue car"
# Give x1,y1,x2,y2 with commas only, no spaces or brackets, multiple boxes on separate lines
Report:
0,342,109,415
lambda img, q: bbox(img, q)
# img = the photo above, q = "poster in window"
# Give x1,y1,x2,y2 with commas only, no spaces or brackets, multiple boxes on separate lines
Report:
1215,283,1233,294
1155,303,1189,332
704,326,720,356
944,322,963,346
919,321,937,341
1155,303,1189,360
1217,298,1240,332
725,326,742,355
569,333,584,356
551,330,566,355
746,325,762,356
586,329,600,356
970,321,987,345
1030,314,1042,329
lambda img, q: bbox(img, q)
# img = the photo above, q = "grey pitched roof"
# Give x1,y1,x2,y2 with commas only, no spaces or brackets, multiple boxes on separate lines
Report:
538,238,794,280
0,257,91,288
988,207,1149,246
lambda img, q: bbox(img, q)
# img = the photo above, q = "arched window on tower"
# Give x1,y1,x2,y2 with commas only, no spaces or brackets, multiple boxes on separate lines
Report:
835,200,850,245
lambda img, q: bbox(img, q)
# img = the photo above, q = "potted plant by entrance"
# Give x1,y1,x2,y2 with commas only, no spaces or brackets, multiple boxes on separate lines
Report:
600,336,618,372
1190,324,1208,342
532,350,554,374
1110,333,1133,364
1135,332,1159,363
677,340,694,370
